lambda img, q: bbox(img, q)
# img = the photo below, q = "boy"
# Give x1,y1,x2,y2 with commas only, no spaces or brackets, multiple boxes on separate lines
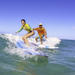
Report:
34,24,47,44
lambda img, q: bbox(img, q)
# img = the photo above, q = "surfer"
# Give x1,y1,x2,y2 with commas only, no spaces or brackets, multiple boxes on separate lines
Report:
33,24,47,44
16,19,34,46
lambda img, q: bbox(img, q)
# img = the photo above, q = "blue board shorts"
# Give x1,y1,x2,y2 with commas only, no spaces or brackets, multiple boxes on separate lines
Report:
38,35,45,39
36,35,46,41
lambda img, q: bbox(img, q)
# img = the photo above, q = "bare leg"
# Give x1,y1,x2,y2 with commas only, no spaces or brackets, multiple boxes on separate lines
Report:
40,38,43,44
22,36,30,46
22,31,34,46
40,35,43,44
35,37,39,42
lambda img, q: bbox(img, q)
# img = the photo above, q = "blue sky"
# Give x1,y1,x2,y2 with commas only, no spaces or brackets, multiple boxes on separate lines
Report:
0,0,75,39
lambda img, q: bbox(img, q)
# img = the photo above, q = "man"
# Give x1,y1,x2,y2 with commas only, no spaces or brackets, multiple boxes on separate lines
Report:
16,19,34,46
33,24,47,44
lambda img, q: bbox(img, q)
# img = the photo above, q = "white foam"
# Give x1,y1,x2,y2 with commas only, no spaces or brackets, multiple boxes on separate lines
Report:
29,37,61,49
1,34,61,58
2,34,61,49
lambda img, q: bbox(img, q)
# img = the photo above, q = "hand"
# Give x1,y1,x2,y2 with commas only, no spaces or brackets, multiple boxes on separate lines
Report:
15,32,18,34
45,35,47,39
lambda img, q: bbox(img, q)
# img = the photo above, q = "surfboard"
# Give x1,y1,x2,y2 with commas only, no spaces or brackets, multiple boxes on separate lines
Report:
16,40,47,56
29,38,51,49
16,40,38,49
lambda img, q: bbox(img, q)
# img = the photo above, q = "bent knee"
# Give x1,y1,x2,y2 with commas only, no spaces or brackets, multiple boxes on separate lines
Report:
22,36,26,40
22,37,24,40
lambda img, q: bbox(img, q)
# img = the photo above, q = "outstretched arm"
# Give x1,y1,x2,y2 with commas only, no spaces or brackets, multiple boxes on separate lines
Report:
16,26,23,33
33,28,38,31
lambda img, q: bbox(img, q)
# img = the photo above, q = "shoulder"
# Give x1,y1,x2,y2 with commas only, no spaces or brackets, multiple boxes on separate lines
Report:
42,27,46,31
42,27,45,29
25,24,29,26
25,24,30,27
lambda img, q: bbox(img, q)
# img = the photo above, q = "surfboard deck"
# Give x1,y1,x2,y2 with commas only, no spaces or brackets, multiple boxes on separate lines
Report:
16,40,47,56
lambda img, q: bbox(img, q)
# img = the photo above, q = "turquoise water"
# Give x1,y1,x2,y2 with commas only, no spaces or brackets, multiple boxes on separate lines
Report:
0,34,75,75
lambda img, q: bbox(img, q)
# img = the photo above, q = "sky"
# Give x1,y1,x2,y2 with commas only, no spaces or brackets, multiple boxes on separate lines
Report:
0,0,75,39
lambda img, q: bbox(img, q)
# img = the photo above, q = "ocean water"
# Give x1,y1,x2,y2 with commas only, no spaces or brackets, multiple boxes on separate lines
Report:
0,34,75,75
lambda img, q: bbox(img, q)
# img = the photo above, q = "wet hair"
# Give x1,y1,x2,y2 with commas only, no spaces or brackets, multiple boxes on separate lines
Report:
21,19,26,22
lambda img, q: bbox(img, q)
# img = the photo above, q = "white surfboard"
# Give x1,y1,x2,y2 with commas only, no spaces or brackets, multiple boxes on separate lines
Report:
16,40,47,56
